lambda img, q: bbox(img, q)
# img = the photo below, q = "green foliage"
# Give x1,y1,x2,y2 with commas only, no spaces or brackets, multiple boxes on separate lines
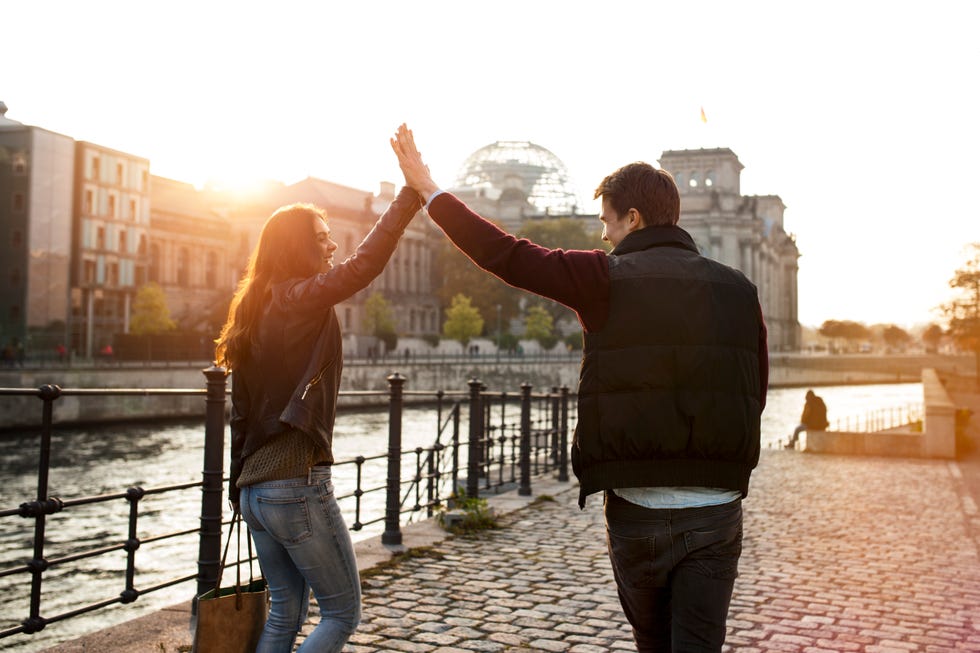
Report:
563,331,583,351
130,283,176,335
524,305,556,349
438,489,498,534
942,242,980,380
518,217,600,251
443,294,484,345
421,333,440,347
433,238,520,336
364,291,397,351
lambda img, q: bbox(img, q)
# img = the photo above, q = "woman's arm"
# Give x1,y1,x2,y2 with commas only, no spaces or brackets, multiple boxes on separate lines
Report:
281,187,421,308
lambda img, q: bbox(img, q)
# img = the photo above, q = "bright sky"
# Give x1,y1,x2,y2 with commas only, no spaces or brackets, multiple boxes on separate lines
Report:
3,0,977,329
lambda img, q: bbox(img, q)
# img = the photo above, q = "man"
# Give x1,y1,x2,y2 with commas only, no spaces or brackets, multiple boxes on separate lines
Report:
788,389,829,448
391,124,768,652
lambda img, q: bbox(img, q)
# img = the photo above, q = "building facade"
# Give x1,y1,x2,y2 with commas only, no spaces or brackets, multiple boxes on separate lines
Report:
658,148,800,350
71,142,151,357
0,103,75,358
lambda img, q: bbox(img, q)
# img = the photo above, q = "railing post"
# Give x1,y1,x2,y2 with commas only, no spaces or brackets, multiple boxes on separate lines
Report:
550,386,560,467
558,386,570,482
197,366,227,600
466,378,482,499
519,382,532,496
23,384,62,634
382,372,406,546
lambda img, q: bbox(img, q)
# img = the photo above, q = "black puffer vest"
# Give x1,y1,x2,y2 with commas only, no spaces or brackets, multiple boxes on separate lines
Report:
572,226,762,507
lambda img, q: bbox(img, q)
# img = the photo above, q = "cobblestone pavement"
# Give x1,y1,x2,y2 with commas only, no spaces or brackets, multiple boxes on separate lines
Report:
292,449,980,653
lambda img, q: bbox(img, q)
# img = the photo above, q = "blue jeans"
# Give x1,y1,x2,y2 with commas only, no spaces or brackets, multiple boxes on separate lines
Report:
240,465,360,653
604,491,742,652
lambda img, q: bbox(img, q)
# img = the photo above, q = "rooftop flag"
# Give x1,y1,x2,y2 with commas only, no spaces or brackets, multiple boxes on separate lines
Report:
700,106,707,123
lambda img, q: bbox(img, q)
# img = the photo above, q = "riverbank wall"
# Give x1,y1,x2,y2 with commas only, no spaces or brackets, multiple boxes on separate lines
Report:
0,353,974,430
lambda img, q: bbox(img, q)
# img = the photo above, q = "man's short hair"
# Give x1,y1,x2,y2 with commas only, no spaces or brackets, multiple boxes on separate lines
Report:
594,162,680,227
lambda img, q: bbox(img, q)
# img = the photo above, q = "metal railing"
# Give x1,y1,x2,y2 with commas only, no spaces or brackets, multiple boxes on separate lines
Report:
829,403,924,433
0,369,573,643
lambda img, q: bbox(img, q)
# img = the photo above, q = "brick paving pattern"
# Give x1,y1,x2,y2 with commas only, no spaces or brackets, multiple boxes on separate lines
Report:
292,450,980,652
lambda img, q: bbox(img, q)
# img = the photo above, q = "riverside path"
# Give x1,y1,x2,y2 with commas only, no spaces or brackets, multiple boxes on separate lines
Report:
49,447,980,652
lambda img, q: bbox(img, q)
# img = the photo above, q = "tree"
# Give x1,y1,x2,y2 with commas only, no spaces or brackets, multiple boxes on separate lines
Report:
518,218,600,251
524,305,557,349
443,294,484,346
433,239,520,336
942,242,980,382
881,324,911,351
818,319,871,352
922,323,944,352
130,283,176,335
364,291,397,352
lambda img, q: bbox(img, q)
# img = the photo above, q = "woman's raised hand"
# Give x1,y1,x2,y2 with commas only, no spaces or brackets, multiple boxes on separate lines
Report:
390,123,439,199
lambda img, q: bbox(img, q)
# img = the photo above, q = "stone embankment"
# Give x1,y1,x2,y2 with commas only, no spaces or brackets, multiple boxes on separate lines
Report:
1,354,974,430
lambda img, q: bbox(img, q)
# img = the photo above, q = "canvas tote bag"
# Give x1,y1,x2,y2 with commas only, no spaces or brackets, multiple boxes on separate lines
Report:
192,508,268,653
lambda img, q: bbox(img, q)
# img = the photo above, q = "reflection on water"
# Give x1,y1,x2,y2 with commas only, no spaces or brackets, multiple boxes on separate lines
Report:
0,383,922,651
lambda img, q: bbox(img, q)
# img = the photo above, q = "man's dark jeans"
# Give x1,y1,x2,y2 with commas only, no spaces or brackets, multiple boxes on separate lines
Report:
604,491,743,652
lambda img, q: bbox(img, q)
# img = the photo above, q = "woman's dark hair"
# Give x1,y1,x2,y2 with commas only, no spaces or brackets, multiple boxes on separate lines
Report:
594,162,680,227
215,203,326,369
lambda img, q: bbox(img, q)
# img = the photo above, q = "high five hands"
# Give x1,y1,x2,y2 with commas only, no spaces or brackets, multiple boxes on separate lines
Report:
390,124,439,200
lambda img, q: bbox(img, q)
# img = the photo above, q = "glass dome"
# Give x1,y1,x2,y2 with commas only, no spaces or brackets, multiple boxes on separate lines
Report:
453,141,579,215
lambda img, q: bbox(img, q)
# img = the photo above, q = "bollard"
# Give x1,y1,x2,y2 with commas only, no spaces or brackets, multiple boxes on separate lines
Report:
466,379,483,499
519,383,532,496
196,365,227,600
382,373,406,546
558,386,570,482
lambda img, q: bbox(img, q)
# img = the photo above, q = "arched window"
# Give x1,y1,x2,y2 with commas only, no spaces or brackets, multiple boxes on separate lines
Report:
688,172,700,188
674,172,684,188
705,170,715,187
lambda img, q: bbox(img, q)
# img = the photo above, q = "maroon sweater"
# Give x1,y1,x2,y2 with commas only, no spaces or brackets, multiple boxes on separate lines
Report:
427,192,769,404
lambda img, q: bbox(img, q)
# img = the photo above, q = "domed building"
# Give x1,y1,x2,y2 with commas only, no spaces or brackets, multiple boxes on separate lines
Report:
451,141,583,231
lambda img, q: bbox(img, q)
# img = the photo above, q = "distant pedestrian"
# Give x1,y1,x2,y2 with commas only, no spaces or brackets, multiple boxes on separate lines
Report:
56,343,67,364
214,187,421,652
392,124,768,653
788,389,829,448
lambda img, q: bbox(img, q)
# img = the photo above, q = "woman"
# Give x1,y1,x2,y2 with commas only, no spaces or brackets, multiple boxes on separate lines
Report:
214,187,421,652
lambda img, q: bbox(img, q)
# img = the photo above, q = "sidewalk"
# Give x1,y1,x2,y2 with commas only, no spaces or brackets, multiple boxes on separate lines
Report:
47,447,980,652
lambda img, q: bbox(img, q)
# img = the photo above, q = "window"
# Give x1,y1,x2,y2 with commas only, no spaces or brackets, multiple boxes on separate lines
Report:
108,262,119,287
705,170,715,187
129,199,137,220
149,244,161,282
674,172,684,188
141,170,149,191
138,234,147,256
96,227,105,250
12,152,27,175
84,260,96,284
205,251,217,287
119,230,127,253
177,247,189,286
11,230,23,248
108,195,116,218
84,190,94,215
91,156,100,180
688,172,700,188
116,163,124,186
12,193,25,212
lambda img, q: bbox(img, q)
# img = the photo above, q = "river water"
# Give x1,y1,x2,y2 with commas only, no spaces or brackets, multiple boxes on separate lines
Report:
0,382,923,652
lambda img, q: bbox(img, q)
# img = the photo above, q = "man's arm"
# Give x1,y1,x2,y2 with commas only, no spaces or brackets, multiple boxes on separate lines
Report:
391,124,610,331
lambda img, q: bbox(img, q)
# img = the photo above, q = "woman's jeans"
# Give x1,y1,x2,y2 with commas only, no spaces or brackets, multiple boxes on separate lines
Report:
240,465,360,653
604,491,742,653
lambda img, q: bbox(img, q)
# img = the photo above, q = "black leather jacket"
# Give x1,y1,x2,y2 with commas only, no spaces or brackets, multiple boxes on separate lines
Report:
229,187,421,502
